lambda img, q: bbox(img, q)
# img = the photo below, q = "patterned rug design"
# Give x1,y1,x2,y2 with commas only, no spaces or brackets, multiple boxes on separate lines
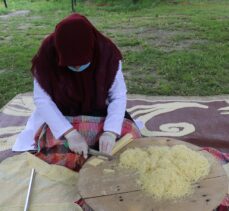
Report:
127,96,229,152
1,93,229,210
0,93,229,162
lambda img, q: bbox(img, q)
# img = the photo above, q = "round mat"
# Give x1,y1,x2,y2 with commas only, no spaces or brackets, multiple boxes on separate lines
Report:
78,137,227,211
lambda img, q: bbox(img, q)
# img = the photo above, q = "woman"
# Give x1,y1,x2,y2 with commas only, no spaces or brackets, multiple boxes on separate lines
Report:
12,13,141,171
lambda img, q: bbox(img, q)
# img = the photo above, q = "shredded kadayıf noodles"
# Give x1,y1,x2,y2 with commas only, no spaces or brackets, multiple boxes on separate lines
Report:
119,145,210,199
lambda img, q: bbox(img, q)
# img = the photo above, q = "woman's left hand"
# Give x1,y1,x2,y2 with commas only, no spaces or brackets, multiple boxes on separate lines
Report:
99,132,117,154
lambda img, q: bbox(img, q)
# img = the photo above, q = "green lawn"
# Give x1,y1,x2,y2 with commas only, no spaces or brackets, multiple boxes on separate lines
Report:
0,0,229,108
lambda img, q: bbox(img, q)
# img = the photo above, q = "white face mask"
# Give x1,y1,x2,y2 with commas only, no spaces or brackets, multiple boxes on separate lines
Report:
68,62,90,72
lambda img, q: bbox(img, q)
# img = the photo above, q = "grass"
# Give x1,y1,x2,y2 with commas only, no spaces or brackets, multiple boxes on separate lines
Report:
0,0,229,108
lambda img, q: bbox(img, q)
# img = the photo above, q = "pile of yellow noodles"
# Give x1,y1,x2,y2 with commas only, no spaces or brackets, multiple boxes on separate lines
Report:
119,145,210,199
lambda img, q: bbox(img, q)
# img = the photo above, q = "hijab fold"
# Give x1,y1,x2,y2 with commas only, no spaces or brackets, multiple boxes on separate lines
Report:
31,13,122,116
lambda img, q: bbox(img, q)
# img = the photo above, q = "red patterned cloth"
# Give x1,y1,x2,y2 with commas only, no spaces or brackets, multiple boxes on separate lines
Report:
202,147,229,210
34,116,141,171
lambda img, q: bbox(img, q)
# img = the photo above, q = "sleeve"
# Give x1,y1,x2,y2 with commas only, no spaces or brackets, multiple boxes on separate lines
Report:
33,79,73,139
103,61,127,135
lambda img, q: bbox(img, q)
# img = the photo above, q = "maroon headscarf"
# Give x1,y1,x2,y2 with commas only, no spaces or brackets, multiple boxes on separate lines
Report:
31,13,122,116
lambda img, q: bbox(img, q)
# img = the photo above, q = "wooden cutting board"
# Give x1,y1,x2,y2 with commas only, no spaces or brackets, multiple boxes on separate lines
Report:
78,137,228,211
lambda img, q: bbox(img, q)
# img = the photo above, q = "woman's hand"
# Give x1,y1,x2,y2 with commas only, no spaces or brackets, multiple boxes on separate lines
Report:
64,129,88,159
99,132,117,154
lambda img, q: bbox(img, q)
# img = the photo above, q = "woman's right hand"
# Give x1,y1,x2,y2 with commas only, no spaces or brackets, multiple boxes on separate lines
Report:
64,129,88,159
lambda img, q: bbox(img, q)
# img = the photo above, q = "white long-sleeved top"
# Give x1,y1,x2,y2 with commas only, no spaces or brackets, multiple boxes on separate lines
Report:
12,61,127,151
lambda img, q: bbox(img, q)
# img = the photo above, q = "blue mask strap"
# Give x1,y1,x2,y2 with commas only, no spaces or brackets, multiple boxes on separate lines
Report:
68,62,90,72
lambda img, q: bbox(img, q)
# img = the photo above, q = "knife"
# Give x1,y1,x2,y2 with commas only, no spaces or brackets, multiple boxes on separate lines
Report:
64,141,114,160
88,148,114,161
